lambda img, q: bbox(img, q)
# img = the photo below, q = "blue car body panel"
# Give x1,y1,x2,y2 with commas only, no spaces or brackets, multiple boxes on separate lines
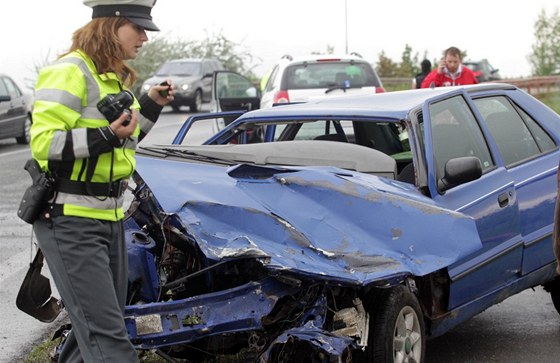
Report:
120,84,560,358
135,157,483,282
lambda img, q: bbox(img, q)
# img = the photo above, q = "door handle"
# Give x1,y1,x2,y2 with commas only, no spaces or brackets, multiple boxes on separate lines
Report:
498,192,509,208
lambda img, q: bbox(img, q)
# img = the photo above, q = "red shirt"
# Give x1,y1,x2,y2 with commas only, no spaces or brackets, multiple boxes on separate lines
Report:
421,65,478,88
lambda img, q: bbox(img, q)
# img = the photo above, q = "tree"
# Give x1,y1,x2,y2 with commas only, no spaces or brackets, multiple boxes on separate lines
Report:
129,30,258,94
375,51,397,77
529,8,560,76
396,44,415,77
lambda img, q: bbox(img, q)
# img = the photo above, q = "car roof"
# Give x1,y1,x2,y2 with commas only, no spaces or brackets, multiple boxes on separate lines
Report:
240,83,516,121
278,53,371,65
165,58,216,63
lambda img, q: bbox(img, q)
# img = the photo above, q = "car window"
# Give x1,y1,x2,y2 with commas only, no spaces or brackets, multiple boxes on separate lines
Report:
4,77,21,98
265,65,279,92
156,61,201,76
201,61,212,75
216,72,258,98
473,96,549,166
429,95,494,179
0,78,8,97
282,61,380,90
518,107,556,153
277,120,355,142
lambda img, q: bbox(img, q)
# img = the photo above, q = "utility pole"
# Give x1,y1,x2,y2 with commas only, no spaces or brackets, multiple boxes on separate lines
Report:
345,0,348,54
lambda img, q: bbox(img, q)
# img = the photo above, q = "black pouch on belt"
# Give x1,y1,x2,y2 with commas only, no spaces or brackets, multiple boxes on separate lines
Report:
17,159,54,224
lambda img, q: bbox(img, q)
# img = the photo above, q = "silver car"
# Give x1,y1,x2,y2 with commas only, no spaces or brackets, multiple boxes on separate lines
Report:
0,74,32,144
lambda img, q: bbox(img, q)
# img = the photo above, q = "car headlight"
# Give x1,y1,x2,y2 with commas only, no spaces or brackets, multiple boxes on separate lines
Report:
180,84,190,91
142,84,151,92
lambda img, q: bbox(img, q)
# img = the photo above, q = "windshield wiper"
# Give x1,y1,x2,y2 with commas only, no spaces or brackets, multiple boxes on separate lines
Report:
325,86,348,94
138,146,234,165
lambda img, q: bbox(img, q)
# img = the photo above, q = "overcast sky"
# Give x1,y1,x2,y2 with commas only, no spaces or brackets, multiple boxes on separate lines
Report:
1,0,559,91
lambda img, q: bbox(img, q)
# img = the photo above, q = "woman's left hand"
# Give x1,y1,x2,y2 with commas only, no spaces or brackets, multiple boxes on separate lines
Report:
148,79,175,106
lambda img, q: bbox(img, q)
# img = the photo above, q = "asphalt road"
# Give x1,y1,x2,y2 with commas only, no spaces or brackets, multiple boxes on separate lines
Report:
1,106,560,362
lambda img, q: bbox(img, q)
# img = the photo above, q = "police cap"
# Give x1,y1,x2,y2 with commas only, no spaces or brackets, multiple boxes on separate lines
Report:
83,0,159,31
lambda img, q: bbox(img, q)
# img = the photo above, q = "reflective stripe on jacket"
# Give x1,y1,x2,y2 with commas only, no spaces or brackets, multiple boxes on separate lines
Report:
31,50,153,221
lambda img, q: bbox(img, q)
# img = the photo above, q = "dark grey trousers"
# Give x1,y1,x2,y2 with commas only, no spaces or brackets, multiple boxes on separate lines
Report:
34,215,139,363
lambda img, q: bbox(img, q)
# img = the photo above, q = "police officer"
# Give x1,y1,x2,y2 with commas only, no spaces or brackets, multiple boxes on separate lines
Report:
30,1,173,361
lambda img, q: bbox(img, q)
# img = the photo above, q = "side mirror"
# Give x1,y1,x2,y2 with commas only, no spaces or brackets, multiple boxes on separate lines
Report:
202,73,213,79
0,95,11,103
438,156,482,192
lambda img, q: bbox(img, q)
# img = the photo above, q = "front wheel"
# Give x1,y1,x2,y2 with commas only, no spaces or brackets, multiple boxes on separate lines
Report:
366,285,425,363
16,115,31,144
189,89,202,113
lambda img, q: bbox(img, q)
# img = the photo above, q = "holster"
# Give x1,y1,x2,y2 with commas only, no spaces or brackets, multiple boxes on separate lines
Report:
17,159,54,224
16,248,63,323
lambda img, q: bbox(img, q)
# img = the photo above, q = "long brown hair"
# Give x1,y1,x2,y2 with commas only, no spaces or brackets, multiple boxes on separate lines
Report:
61,17,137,87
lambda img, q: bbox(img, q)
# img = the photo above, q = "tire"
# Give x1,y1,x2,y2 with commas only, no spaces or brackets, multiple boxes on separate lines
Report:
16,115,31,145
544,278,560,314
366,285,425,363
171,105,181,112
189,90,202,113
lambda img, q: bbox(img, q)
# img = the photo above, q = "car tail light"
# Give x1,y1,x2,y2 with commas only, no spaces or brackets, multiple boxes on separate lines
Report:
375,87,386,93
273,90,290,104
316,58,341,62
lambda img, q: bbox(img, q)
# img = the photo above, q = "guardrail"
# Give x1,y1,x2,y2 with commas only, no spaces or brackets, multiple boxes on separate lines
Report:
494,76,560,99
380,76,560,99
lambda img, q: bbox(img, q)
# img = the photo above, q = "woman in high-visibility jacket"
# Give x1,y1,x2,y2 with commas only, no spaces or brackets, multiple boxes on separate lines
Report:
29,1,173,361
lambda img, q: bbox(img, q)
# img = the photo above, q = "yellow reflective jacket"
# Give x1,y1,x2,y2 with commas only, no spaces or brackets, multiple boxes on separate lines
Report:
31,50,158,221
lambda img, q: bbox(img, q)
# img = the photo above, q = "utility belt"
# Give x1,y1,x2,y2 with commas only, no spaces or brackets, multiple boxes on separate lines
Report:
18,158,129,224
55,179,128,198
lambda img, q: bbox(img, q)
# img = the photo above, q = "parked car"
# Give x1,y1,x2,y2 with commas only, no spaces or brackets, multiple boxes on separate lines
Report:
0,74,32,144
258,53,385,108
463,59,502,83
141,58,224,112
37,83,560,362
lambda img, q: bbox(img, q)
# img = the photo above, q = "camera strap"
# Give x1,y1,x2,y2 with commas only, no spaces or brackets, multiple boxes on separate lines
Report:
83,150,115,199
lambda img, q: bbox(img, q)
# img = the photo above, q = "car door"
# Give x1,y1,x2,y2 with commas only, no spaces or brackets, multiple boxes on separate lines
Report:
472,94,558,275
422,92,523,310
171,110,248,145
211,71,260,122
0,76,26,139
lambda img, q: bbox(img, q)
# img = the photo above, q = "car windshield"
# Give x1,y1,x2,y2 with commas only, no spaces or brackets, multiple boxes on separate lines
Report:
156,61,202,76
464,63,481,71
282,61,380,89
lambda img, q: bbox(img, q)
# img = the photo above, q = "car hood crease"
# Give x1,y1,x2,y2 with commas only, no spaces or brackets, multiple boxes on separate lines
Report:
136,156,483,284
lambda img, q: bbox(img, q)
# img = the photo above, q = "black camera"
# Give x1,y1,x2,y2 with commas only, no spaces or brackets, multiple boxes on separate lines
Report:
97,90,134,126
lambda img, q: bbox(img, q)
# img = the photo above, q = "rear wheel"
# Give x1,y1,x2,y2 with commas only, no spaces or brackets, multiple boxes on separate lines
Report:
366,285,425,363
544,278,560,314
189,89,202,113
16,115,31,144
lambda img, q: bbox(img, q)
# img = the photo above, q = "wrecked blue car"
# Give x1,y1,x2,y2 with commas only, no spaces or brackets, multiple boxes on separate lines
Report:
122,83,560,362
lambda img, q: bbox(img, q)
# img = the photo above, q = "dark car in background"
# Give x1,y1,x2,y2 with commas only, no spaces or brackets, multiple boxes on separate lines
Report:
141,58,224,112
0,74,32,144
463,59,502,83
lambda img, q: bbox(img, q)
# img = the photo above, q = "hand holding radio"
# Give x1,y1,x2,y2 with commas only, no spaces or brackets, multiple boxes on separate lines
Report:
438,58,448,74
148,80,174,105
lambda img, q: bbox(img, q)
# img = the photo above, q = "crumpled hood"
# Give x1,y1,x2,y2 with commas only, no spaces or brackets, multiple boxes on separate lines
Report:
135,156,482,285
